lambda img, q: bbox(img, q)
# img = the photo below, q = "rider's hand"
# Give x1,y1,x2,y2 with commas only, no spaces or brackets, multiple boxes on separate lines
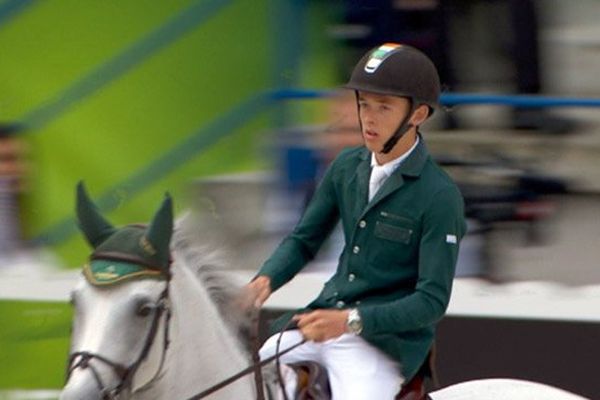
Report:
240,275,272,309
293,309,350,342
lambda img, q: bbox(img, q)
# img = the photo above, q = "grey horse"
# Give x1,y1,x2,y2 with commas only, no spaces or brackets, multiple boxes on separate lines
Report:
60,184,258,399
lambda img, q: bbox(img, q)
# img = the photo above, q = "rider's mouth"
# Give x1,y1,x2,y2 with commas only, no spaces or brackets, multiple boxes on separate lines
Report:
364,130,378,140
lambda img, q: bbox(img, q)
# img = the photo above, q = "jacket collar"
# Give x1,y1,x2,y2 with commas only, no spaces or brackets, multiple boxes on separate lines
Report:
357,133,428,178
355,134,430,214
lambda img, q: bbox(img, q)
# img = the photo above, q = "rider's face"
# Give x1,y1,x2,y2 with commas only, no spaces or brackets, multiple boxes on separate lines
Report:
357,92,410,154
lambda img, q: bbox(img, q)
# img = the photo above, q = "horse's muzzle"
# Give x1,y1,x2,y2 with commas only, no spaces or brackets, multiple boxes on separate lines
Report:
60,372,111,400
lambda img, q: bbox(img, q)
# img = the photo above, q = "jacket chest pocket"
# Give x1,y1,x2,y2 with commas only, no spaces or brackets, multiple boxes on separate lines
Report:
368,212,418,268
374,221,412,244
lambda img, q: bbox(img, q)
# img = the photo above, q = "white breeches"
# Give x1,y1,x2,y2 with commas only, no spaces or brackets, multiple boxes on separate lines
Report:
260,329,404,400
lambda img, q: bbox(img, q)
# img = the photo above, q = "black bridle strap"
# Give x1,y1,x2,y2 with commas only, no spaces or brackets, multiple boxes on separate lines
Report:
66,351,128,400
116,288,170,393
70,354,109,394
67,351,128,382
133,297,172,393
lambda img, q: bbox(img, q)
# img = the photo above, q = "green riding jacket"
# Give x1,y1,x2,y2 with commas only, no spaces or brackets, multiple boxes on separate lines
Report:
258,138,466,382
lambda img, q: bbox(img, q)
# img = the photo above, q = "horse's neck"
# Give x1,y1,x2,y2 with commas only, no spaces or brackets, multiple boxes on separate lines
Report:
136,262,254,400
171,264,250,374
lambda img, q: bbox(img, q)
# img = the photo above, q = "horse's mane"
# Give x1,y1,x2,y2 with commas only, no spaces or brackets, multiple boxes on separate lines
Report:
171,215,254,351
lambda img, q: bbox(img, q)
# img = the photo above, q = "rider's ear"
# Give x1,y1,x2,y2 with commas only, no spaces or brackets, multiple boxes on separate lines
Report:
410,104,430,127
145,193,174,268
75,181,116,248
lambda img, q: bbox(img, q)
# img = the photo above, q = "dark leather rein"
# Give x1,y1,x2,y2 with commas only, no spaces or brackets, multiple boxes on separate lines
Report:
186,318,305,400
65,283,171,400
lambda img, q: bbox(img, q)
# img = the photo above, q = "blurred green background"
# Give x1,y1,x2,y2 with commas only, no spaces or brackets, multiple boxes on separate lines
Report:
0,0,338,390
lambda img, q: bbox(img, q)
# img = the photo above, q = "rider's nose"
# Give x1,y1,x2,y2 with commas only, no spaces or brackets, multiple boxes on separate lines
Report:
362,111,375,127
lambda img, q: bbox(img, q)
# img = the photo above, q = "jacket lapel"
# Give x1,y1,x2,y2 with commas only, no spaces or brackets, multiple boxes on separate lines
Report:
361,137,429,216
364,172,405,214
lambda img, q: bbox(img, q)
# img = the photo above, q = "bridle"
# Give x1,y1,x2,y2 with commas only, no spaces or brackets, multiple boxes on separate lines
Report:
65,281,171,400
65,272,304,400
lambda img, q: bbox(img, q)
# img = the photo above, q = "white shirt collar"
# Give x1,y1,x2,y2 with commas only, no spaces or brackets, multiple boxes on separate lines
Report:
370,136,420,175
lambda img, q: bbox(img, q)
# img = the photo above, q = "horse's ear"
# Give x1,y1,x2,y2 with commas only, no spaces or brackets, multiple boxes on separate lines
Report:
145,193,173,268
76,181,116,248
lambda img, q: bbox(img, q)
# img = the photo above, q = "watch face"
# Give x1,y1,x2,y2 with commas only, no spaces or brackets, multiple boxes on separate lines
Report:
348,313,363,334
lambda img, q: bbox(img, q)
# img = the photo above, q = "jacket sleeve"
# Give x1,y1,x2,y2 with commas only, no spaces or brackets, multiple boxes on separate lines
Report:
257,161,341,291
359,185,466,335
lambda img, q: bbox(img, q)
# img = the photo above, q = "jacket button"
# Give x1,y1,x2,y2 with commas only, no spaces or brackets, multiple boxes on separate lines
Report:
358,220,366,228
336,301,345,308
348,273,355,282
352,246,360,254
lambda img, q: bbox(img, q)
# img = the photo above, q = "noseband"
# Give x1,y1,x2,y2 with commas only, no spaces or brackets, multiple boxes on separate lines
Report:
65,283,171,400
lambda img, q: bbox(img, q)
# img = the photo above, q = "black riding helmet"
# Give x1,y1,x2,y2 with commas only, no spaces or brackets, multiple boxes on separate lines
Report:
345,43,441,154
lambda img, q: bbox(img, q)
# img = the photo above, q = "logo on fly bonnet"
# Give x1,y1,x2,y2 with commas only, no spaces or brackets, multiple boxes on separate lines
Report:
76,182,173,286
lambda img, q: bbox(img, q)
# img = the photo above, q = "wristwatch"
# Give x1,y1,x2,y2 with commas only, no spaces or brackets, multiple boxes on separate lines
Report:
346,308,363,335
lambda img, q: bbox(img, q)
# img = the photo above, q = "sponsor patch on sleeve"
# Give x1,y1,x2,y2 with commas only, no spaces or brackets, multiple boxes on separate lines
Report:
446,234,457,244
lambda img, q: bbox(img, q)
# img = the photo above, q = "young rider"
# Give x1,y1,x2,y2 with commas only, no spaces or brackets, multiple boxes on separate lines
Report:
246,43,466,399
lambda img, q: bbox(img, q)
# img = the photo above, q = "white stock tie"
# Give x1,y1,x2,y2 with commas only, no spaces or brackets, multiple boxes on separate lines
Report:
368,166,389,202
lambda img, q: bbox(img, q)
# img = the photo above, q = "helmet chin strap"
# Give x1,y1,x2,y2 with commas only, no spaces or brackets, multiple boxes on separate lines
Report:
380,100,415,154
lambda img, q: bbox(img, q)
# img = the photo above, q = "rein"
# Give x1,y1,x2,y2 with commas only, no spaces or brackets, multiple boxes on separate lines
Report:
250,308,266,400
65,282,171,400
185,318,305,400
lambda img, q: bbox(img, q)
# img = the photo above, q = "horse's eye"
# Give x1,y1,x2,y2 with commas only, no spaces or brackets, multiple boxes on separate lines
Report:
136,301,155,317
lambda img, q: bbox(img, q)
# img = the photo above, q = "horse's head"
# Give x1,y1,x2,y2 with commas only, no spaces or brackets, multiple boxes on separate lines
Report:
61,183,173,400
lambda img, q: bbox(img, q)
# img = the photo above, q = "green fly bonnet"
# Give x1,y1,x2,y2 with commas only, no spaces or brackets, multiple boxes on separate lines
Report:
76,182,173,285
